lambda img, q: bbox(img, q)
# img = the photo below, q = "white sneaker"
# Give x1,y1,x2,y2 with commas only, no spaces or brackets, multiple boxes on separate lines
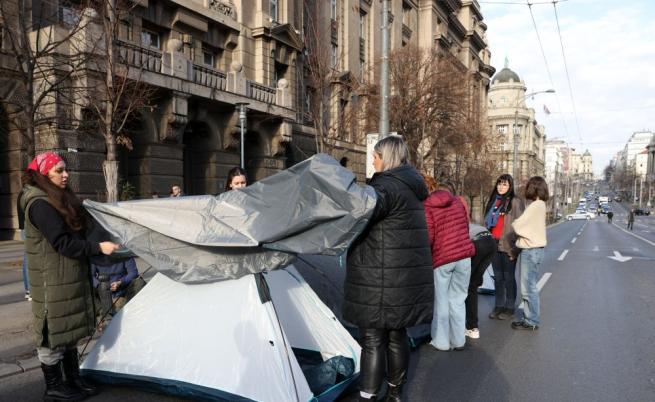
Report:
465,328,480,339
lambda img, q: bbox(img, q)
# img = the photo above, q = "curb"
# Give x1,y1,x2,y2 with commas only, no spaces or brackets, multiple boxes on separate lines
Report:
0,356,40,379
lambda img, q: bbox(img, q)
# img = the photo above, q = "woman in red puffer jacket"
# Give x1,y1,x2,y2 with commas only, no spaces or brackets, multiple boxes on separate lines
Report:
422,175,475,351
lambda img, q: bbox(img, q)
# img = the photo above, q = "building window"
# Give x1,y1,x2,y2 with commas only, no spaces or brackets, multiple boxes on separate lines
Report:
141,29,161,49
274,62,288,86
59,6,80,27
497,125,508,134
203,50,215,67
270,0,278,22
359,12,366,39
331,0,338,21
118,20,132,41
331,44,338,68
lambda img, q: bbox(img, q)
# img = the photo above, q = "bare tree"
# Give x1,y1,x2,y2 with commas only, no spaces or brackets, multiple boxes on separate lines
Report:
301,0,363,154
0,0,96,157
84,0,154,202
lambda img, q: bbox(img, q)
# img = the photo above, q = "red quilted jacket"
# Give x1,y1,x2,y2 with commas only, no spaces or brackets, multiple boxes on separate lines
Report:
424,190,475,268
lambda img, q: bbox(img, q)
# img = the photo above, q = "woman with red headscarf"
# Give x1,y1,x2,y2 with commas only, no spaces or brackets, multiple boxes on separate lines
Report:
20,151,119,401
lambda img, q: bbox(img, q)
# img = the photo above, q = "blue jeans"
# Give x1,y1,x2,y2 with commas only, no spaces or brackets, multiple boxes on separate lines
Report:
492,250,517,310
430,258,471,350
519,248,544,326
20,230,29,292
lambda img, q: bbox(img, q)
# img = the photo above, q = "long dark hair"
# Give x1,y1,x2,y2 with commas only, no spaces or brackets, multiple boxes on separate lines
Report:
484,174,515,214
21,170,86,232
224,167,247,191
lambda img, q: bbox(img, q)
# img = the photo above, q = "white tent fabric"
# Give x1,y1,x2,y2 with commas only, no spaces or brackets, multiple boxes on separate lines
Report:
81,266,361,402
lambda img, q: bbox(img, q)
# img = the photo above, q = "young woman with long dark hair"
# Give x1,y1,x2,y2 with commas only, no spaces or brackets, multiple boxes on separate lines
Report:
224,167,248,192
483,174,524,321
20,151,119,401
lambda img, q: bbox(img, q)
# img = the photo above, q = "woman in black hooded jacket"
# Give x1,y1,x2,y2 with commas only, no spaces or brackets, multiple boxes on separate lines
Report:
343,136,434,402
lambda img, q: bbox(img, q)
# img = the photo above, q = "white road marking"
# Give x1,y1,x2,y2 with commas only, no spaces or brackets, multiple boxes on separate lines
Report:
571,237,577,244
593,246,599,252
558,250,569,261
608,250,632,263
519,273,552,309
632,247,640,252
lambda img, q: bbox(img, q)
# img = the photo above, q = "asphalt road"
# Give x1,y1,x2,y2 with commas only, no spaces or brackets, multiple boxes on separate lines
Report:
1,218,654,402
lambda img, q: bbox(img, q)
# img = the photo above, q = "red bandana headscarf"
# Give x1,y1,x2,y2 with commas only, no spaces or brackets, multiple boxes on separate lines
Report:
27,152,64,176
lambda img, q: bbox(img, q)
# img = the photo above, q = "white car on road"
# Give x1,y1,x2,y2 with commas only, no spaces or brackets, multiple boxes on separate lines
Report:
566,210,594,220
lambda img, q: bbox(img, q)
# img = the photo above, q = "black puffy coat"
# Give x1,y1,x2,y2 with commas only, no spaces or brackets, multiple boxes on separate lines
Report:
343,165,434,329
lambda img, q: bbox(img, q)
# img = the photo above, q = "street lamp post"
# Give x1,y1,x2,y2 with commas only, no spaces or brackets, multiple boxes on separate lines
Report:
512,89,555,181
236,102,249,170
379,0,390,139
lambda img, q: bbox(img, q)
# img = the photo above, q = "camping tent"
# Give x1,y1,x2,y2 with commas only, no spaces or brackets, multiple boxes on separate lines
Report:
81,265,361,401
80,155,374,400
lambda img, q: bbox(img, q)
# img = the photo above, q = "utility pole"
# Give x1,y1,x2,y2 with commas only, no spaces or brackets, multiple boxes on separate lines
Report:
513,111,519,180
379,0,390,139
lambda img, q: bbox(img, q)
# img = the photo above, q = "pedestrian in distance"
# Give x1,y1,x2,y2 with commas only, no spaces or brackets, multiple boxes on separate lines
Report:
628,208,635,230
511,176,549,331
607,211,614,224
343,135,434,402
20,151,120,402
224,166,248,192
422,175,475,351
465,222,497,340
169,184,183,197
484,174,525,321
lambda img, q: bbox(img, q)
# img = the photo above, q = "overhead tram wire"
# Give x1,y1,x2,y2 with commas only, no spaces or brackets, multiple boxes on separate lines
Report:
552,0,584,144
525,1,572,141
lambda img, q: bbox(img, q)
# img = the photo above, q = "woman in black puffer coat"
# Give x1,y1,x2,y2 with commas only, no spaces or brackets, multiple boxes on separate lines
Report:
343,136,434,402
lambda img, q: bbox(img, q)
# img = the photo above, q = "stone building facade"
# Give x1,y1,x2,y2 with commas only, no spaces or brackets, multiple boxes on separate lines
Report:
487,62,546,185
0,0,494,239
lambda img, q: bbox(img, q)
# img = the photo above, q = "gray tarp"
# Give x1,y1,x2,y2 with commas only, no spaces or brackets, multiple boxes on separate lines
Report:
83,154,376,283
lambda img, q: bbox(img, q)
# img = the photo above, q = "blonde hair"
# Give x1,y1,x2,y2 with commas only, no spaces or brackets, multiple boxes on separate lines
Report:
374,135,409,171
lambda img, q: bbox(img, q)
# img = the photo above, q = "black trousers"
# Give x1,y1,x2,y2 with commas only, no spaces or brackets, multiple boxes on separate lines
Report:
358,328,409,395
466,235,497,329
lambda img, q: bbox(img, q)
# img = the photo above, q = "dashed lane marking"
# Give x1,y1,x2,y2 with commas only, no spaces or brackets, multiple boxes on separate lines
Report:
571,237,577,244
593,246,599,252
558,250,569,261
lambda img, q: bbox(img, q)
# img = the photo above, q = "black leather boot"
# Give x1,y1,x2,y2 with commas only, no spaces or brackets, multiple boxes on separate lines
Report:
384,382,403,402
385,329,409,402
42,362,85,402
62,349,98,396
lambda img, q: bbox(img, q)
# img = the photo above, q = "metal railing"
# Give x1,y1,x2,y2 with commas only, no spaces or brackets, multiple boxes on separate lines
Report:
193,64,227,91
246,80,276,104
115,40,162,73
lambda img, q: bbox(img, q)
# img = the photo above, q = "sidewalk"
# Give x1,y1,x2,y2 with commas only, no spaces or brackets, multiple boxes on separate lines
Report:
0,242,151,380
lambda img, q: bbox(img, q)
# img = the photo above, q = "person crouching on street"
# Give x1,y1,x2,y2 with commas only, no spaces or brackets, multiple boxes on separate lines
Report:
511,176,549,331
422,176,475,351
465,222,497,340
343,136,434,402
20,151,120,401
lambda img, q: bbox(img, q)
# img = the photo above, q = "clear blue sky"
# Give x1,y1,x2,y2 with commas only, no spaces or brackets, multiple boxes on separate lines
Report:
482,0,655,176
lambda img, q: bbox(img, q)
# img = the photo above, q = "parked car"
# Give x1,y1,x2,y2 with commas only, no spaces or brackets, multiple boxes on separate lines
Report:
634,208,651,216
567,211,594,220
614,196,622,202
